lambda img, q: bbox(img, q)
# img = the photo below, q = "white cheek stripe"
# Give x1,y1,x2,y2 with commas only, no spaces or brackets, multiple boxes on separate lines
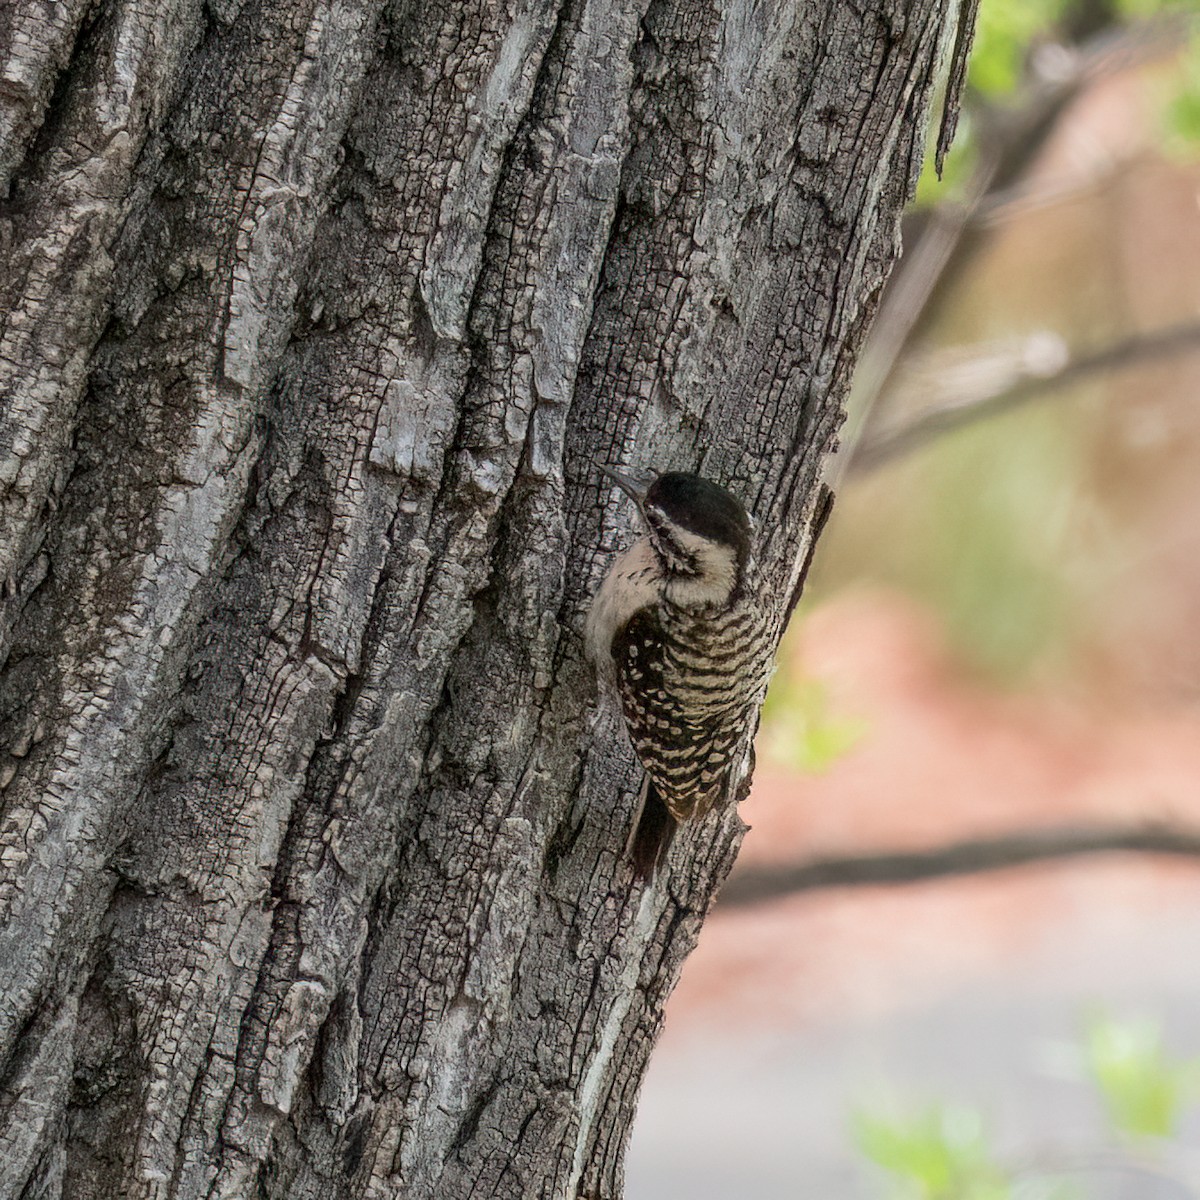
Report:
665,530,737,609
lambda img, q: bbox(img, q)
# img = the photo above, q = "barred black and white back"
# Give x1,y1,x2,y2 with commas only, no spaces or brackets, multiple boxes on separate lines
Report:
587,469,774,878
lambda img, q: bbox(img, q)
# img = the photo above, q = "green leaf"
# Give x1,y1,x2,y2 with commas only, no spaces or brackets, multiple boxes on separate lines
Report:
1085,1012,1200,1138
968,0,1070,99
759,666,866,773
1162,28,1200,157
852,1103,1010,1200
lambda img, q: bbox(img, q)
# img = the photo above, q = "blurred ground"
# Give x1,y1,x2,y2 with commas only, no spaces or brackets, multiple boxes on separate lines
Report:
626,595,1200,1199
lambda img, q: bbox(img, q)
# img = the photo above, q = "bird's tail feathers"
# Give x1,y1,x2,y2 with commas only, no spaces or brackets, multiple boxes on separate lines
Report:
628,776,676,881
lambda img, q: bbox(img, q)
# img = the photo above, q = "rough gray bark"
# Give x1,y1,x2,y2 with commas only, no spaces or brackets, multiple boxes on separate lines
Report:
0,0,975,1196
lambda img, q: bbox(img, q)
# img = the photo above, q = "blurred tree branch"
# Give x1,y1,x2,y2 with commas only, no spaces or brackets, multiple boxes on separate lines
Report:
849,320,1200,472
719,822,1200,908
835,16,1187,483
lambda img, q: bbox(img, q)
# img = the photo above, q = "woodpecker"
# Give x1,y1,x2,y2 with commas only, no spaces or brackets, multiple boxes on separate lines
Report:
587,466,774,878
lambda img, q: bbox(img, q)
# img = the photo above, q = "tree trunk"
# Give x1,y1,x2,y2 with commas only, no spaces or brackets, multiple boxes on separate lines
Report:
0,0,975,1196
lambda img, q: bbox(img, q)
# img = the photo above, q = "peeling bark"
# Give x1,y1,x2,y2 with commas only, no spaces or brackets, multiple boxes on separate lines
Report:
0,0,974,1196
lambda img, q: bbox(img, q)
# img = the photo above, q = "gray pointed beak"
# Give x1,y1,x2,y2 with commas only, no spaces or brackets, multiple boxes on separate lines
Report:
595,462,656,505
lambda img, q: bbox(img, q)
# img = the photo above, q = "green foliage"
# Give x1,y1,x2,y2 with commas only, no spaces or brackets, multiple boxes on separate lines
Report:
918,0,1200,193
968,0,1072,99
1085,1012,1200,1138
854,1015,1200,1200
853,1103,1010,1200
916,0,1071,199
1165,70,1200,147
759,656,866,772
1161,25,1200,156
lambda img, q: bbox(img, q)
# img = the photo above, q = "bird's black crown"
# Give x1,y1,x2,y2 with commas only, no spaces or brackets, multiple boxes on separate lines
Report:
644,473,752,561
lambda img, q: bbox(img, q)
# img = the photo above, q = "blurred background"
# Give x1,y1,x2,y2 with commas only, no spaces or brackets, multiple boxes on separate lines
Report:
628,1,1200,1195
